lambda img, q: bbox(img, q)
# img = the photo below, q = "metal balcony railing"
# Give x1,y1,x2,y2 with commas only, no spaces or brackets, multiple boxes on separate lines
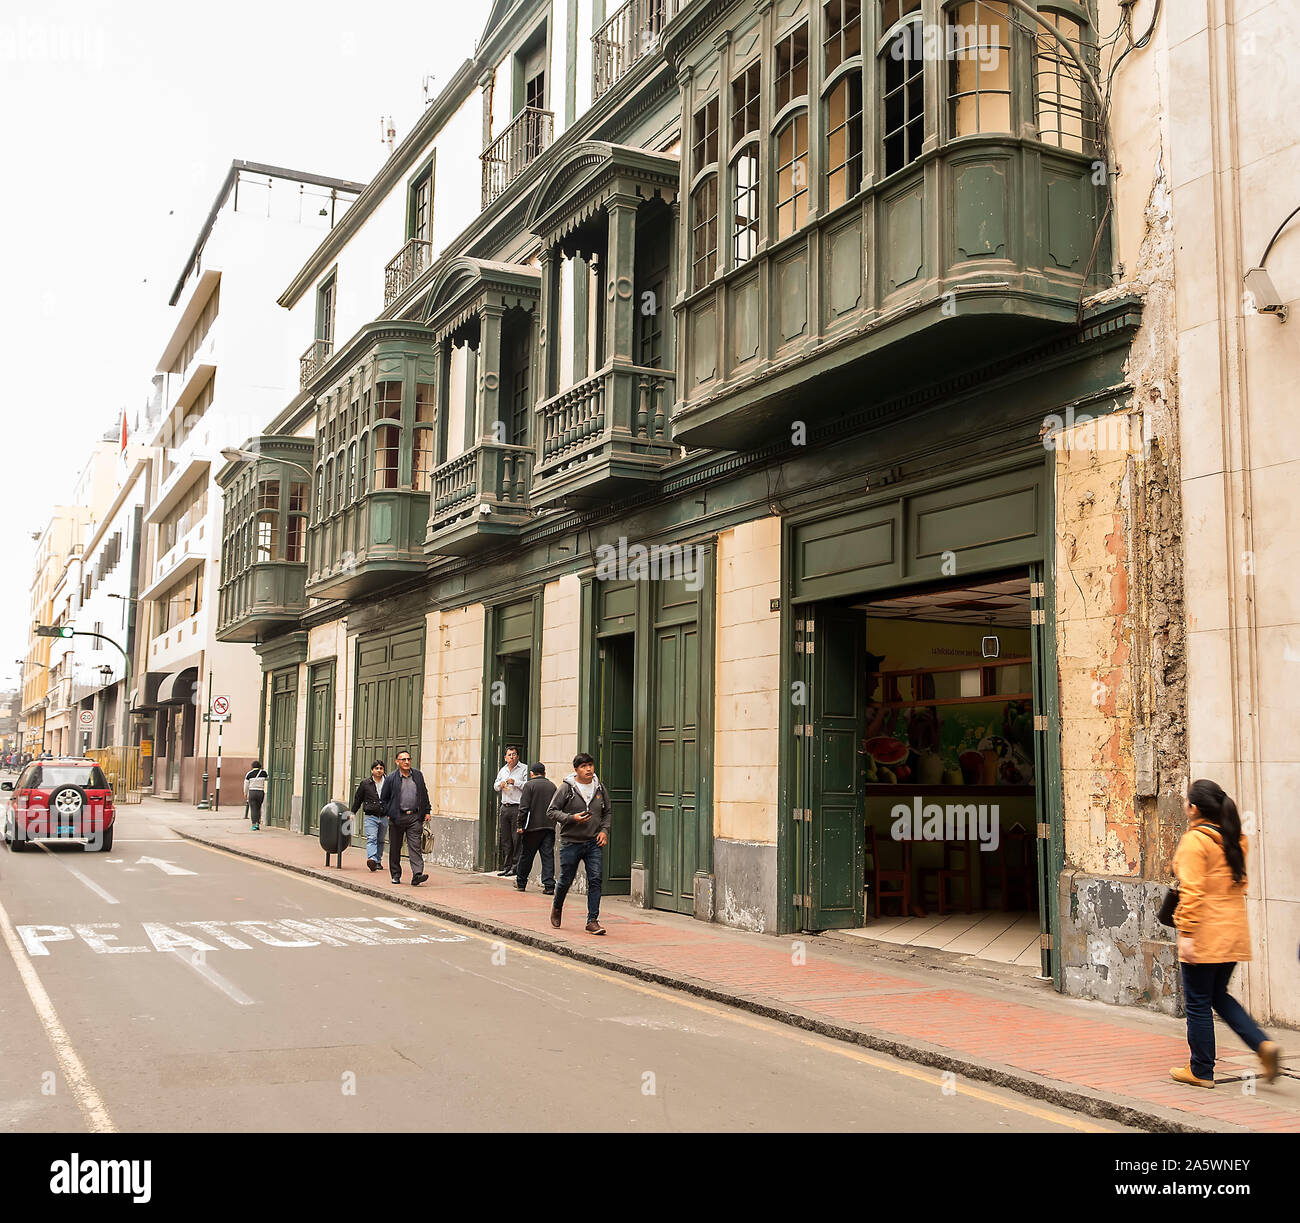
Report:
593,0,669,99
481,107,555,207
299,338,333,390
384,238,433,307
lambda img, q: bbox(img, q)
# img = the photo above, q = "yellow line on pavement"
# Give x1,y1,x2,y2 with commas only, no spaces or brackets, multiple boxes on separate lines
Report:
188,838,1110,1132
0,892,116,1133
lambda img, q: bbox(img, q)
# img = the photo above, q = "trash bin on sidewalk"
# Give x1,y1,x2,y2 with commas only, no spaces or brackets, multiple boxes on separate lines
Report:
318,801,352,868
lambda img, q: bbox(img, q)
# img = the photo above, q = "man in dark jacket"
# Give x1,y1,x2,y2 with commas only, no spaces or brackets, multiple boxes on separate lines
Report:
380,749,431,885
513,762,557,894
546,753,612,935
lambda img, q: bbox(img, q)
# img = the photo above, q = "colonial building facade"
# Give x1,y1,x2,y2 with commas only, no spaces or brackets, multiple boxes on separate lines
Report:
216,1,1298,1025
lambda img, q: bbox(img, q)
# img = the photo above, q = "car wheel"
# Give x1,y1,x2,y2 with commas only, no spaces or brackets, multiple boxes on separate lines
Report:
95,824,113,853
6,818,26,852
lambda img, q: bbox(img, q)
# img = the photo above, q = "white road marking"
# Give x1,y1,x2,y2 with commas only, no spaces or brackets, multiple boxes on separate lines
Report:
0,894,116,1132
163,948,255,1006
34,843,119,905
136,855,196,876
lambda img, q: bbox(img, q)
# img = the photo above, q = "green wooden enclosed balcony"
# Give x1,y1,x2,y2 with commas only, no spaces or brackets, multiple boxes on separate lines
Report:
303,322,437,601
216,437,313,643
663,0,1110,449
425,441,533,555
530,361,676,509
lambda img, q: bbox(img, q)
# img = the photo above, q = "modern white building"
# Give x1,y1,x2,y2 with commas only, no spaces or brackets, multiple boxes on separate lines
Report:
132,161,364,802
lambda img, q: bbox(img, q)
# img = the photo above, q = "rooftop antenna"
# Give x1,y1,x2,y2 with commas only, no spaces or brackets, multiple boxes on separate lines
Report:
380,115,396,156
422,75,437,106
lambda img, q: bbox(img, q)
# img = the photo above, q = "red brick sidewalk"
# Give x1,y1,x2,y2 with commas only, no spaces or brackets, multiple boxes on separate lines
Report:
170,811,1298,1133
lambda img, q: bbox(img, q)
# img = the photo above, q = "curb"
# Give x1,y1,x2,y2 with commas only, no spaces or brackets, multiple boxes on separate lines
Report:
176,827,1235,1134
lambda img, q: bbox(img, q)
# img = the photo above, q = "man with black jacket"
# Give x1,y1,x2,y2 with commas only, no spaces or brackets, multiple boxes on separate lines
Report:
513,762,557,894
380,750,431,885
546,753,612,935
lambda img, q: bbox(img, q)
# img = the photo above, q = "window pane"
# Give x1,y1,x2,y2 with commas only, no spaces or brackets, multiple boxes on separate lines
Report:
413,428,434,493
256,512,278,562
374,425,400,490
775,23,809,111
692,176,718,290
692,97,719,168
375,381,402,420
286,516,306,564
882,18,925,175
948,1,1012,136
731,61,761,145
415,383,436,426
1035,12,1095,152
823,0,863,75
825,72,863,209
288,481,308,513
732,150,760,265
775,113,809,240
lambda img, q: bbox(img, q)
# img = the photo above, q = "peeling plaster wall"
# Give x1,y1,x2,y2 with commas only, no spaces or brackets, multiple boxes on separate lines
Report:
1057,19,1189,1010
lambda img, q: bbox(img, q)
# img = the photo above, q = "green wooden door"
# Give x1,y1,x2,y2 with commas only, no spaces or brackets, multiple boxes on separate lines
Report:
597,634,635,895
1029,563,1055,979
808,605,867,930
498,654,531,762
268,668,298,830
652,619,700,914
352,627,424,793
304,664,335,836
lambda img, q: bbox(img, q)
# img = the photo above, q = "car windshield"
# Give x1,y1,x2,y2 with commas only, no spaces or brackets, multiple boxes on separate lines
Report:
35,766,109,789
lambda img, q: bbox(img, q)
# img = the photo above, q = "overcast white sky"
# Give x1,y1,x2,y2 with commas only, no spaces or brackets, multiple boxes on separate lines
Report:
0,0,490,689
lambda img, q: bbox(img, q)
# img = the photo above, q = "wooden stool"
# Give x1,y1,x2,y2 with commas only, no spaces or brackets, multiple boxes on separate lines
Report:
918,840,976,915
866,824,912,919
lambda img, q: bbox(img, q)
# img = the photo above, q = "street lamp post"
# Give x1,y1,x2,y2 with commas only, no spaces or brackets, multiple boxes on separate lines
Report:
220,448,313,481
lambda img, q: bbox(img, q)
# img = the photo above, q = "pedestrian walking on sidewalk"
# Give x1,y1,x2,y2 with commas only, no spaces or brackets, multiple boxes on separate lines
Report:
492,746,528,875
380,750,430,886
1170,779,1281,1089
514,762,557,893
547,753,612,935
243,761,269,830
351,759,389,873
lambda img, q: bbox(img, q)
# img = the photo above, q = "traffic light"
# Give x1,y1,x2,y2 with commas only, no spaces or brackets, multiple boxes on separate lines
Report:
35,625,74,639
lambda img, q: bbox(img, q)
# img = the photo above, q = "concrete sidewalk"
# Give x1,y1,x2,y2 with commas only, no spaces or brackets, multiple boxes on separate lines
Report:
148,799,1298,1133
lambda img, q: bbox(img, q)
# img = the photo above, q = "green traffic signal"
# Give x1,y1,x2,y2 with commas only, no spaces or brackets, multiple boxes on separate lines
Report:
35,625,74,639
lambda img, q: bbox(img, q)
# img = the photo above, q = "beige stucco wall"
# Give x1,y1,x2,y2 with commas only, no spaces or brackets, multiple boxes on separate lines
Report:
1160,0,1300,1026
425,603,485,822
714,516,781,844
307,620,349,797
540,575,581,771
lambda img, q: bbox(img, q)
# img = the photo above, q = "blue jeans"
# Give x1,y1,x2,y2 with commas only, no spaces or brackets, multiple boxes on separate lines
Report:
555,839,603,922
1181,961,1268,1081
364,813,388,862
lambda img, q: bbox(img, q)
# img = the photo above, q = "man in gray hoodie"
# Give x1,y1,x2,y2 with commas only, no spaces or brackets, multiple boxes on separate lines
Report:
546,753,612,935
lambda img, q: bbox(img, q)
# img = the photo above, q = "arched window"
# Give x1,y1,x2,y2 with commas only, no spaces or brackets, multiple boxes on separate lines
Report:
346,440,357,504
373,381,402,490
731,145,760,264
823,0,864,210
881,1,924,176
775,112,809,240
690,96,720,289
286,480,308,564
948,0,1013,137
413,382,436,493
358,432,368,497
772,23,809,242
1034,6,1096,153
323,456,334,517
314,465,324,525
333,446,345,509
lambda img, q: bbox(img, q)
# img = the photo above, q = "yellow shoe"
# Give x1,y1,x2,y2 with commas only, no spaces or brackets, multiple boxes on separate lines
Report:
1258,1041,1281,1084
1171,1065,1215,1089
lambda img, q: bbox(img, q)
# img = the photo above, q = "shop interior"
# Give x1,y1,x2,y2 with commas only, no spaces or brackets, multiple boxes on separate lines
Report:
843,573,1043,969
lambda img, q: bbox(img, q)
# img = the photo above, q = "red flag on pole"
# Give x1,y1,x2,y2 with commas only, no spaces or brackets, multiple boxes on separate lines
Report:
120,410,128,453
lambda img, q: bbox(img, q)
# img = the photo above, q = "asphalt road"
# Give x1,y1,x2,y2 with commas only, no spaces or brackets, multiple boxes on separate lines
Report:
0,793,1123,1133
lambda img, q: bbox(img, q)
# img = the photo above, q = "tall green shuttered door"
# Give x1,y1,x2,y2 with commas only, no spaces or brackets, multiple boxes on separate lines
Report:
352,626,424,792
597,634,635,895
304,662,335,835
652,581,701,915
267,668,298,830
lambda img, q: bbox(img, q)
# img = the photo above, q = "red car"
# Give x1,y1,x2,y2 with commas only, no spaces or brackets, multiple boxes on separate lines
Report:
2,758,116,852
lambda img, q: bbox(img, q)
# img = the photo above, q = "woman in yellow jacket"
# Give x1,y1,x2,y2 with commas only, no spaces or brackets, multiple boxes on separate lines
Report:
1171,779,1280,1088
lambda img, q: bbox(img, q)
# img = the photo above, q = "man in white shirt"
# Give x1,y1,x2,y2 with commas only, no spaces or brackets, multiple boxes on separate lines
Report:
492,745,529,875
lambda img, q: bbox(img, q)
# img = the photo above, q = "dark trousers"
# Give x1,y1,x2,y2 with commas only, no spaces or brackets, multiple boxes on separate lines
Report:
555,839,603,922
1181,961,1268,1081
497,803,521,871
248,792,264,827
515,828,555,890
389,815,424,880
